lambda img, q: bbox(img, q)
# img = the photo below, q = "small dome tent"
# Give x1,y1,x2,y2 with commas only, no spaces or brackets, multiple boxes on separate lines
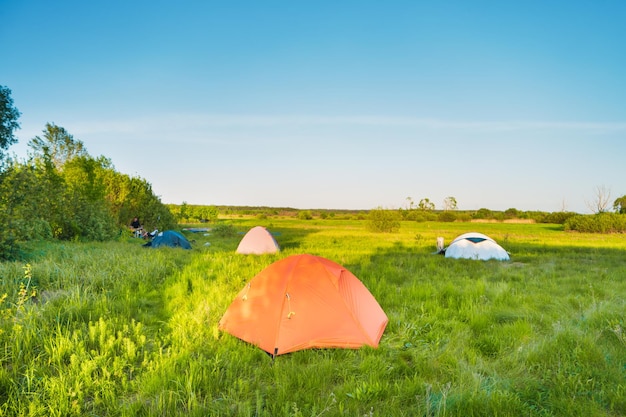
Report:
144,230,192,249
444,232,509,261
219,254,388,357
236,226,280,255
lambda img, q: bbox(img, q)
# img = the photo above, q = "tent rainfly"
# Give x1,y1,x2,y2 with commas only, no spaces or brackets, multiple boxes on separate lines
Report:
444,232,509,261
219,254,388,357
236,226,280,255
144,230,192,249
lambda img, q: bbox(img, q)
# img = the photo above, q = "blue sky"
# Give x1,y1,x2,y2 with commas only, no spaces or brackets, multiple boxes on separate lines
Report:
2,1,625,213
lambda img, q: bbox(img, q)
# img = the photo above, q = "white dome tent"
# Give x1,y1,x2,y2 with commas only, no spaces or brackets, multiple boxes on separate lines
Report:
444,232,510,261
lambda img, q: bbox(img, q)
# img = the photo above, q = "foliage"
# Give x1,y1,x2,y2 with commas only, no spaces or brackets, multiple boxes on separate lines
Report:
297,210,313,220
564,213,626,233
0,85,21,158
0,162,52,259
442,196,457,211
28,123,87,170
543,211,578,225
367,207,400,232
410,211,438,222
103,170,176,232
168,203,220,223
1,220,625,416
418,198,435,211
614,195,626,214
0,123,174,259
438,211,457,222
504,207,519,219
473,207,494,220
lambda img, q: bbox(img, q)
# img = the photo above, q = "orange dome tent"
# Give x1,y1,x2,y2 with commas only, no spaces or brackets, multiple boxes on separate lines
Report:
236,226,280,255
219,254,388,357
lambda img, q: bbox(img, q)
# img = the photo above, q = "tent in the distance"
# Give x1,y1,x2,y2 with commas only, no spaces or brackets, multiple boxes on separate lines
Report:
444,232,509,261
144,230,192,249
219,254,388,357
236,226,280,255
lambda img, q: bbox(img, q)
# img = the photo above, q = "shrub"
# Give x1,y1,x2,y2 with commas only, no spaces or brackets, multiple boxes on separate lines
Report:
473,208,493,220
406,211,438,222
298,210,313,220
455,212,472,222
564,213,626,233
504,208,520,219
543,211,578,224
438,211,457,222
367,207,400,232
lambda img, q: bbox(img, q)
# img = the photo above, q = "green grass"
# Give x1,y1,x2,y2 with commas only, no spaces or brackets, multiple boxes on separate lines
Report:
1,219,625,416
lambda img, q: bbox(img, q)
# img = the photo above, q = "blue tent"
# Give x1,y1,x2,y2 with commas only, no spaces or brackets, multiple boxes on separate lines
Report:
144,230,192,249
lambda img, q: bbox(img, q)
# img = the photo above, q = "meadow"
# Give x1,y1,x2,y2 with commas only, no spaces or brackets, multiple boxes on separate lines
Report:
1,218,625,416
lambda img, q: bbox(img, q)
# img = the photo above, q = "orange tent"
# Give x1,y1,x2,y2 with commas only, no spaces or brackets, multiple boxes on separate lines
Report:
219,254,388,356
236,226,280,255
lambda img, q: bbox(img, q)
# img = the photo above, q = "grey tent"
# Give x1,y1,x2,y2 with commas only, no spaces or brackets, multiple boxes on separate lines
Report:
144,230,192,249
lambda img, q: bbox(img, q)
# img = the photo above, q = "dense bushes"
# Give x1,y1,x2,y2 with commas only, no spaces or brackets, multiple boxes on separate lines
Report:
367,207,400,232
0,125,175,260
564,213,626,233
542,211,578,224
166,202,219,223
438,211,457,222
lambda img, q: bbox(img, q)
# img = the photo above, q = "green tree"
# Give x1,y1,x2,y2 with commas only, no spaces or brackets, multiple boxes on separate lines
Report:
0,161,50,259
62,155,118,240
0,85,21,159
31,147,70,238
179,201,189,222
418,198,435,211
613,195,626,214
203,205,219,222
28,123,87,170
101,171,176,232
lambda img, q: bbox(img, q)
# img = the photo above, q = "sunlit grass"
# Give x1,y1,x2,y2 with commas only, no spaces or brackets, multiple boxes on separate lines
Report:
0,219,625,416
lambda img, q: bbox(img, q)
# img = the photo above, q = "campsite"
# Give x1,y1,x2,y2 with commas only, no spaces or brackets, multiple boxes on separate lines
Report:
1,215,624,416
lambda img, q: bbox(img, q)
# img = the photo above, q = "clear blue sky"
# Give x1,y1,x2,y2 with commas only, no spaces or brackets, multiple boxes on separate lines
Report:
2,1,625,213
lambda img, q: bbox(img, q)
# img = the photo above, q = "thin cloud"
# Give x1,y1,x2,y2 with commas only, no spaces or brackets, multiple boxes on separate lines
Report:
77,114,626,131
18,114,626,143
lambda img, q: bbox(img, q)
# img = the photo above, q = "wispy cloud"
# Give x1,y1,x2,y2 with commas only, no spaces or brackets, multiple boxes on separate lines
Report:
76,113,626,132
18,114,626,143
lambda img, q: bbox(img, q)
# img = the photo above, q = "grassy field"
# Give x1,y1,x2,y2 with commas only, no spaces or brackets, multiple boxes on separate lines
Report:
1,218,625,416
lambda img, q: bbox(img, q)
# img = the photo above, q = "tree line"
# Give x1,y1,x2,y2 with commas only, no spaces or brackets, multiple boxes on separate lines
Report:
0,86,175,260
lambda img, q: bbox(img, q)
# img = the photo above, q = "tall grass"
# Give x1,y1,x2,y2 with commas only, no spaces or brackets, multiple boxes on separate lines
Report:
0,220,625,416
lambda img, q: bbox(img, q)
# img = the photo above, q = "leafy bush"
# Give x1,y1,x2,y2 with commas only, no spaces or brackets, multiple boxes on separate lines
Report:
564,213,626,233
456,212,472,222
473,208,494,220
438,211,457,222
405,210,438,222
367,207,400,232
543,211,578,224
